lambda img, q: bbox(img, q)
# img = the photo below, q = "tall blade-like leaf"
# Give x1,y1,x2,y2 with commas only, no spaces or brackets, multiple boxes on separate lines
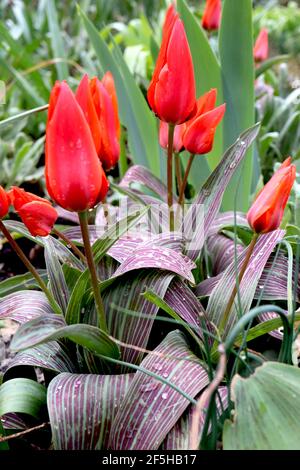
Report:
223,363,300,450
183,124,260,261
46,0,69,80
47,373,134,449
44,237,69,313
219,0,255,210
110,330,209,450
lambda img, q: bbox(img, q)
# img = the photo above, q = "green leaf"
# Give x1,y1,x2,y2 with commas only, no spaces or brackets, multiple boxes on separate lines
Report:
46,0,69,80
11,315,120,360
0,271,47,297
44,237,69,313
219,0,255,211
0,378,47,420
223,362,300,449
255,55,291,78
177,0,223,174
79,6,161,176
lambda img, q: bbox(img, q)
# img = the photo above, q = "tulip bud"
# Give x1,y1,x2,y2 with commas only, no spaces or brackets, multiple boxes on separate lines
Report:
0,186,9,219
159,121,185,153
247,158,296,234
45,81,106,212
90,77,120,170
9,187,58,237
202,0,221,31
147,4,196,124
253,29,269,63
182,89,225,155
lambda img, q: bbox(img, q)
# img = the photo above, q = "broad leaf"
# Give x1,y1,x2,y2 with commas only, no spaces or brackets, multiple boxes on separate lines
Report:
48,373,134,449
0,290,53,324
0,378,46,420
110,330,209,450
223,362,300,450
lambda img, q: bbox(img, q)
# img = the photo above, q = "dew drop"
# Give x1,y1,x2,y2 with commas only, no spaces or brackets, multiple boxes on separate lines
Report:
161,392,168,400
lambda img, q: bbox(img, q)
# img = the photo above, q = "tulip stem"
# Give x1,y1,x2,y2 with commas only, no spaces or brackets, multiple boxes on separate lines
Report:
52,228,86,264
178,153,195,206
0,220,61,314
167,123,175,231
218,233,259,340
78,211,108,333
174,152,182,195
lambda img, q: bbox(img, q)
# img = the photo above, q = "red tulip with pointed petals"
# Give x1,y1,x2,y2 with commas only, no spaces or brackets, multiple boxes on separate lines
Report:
9,187,58,237
147,4,196,124
253,29,269,63
202,0,221,31
45,81,106,212
247,158,296,234
0,186,9,218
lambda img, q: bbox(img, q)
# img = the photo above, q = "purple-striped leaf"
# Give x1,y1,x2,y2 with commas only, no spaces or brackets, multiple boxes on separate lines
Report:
207,230,285,336
112,247,195,283
1,413,27,430
4,341,76,376
208,212,249,236
104,271,174,368
207,233,245,275
10,315,120,360
44,237,69,313
120,165,176,203
47,373,134,449
161,386,228,450
0,291,53,324
182,124,260,261
109,330,209,450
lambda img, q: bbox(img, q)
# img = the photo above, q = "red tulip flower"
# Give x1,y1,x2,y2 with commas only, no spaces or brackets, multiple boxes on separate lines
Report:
76,73,120,170
182,89,225,155
45,81,108,212
202,0,221,31
147,4,196,124
159,121,186,152
247,158,296,234
9,187,58,237
253,29,269,63
0,186,9,218
90,76,120,170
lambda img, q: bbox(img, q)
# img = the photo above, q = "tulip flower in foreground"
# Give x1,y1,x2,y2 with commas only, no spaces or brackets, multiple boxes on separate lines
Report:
253,29,269,63
202,0,221,31
76,73,120,170
0,186,9,219
9,187,58,237
247,158,296,234
147,4,196,125
45,81,108,212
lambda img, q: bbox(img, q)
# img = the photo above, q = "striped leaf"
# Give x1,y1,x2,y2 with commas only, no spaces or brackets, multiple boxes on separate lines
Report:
47,373,134,449
120,165,171,202
10,315,120,360
1,413,27,431
103,271,174,368
0,290,53,324
183,124,260,261
161,386,228,450
44,237,69,313
0,271,47,298
109,330,209,450
223,363,300,450
0,378,47,420
4,341,76,376
207,230,285,336
219,0,255,211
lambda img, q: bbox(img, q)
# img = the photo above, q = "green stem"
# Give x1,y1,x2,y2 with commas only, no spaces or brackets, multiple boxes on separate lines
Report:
78,211,108,332
52,228,86,263
0,220,60,313
174,152,182,195
218,233,259,340
178,153,195,206
167,123,175,231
